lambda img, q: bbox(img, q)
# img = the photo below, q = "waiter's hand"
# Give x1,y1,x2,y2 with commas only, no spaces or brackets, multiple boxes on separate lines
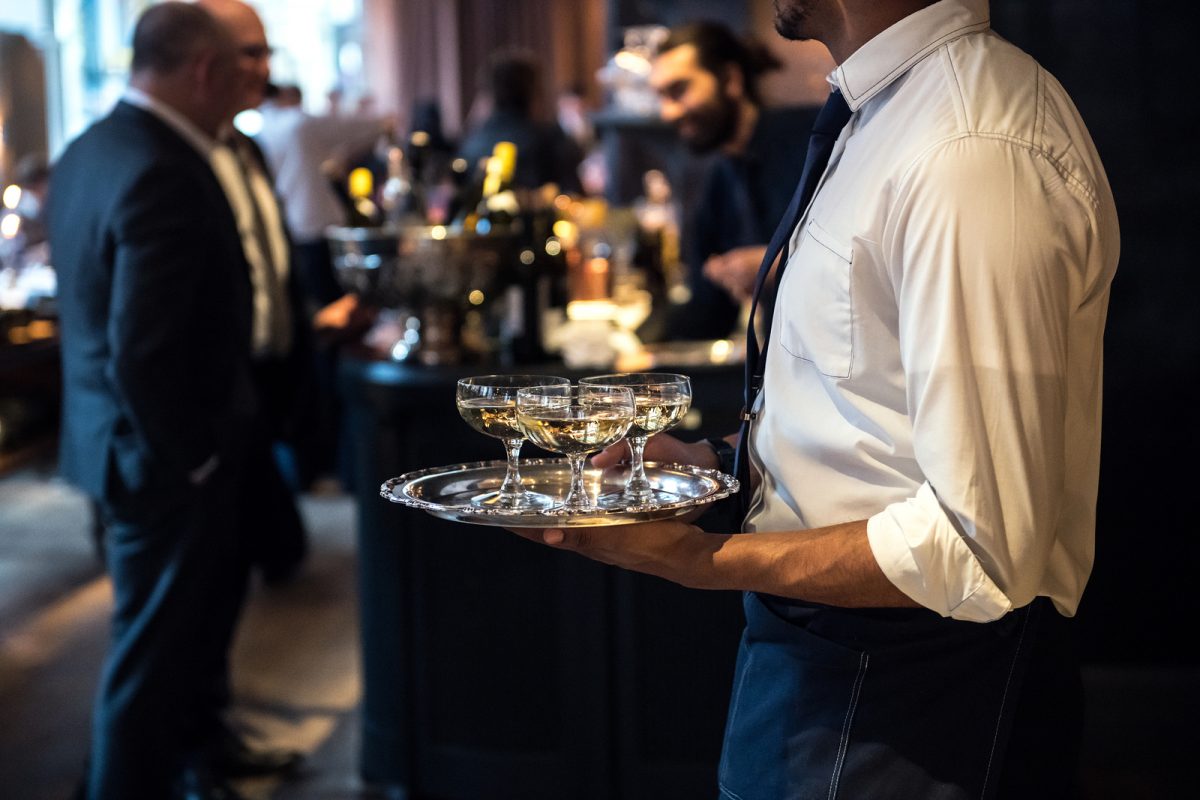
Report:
590,433,718,471
508,516,728,589
703,245,771,302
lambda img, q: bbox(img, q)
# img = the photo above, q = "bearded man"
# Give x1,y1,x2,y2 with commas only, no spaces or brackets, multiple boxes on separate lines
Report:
649,21,818,340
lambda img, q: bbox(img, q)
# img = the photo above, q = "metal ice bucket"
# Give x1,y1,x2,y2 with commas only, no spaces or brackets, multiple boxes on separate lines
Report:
326,224,517,308
327,224,520,364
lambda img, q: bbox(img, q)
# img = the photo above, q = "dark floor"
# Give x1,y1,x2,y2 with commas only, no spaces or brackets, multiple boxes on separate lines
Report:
0,457,373,800
0,455,1195,799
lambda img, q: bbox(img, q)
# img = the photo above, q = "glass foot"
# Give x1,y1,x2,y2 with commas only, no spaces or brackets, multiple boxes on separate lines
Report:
469,490,557,510
595,488,680,510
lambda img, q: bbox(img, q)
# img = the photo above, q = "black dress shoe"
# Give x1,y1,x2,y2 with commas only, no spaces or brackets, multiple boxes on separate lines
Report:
207,730,304,778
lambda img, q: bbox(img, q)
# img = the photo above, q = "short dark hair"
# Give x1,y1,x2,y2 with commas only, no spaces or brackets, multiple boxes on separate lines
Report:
487,52,540,116
130,1,228,76
658,21,782,105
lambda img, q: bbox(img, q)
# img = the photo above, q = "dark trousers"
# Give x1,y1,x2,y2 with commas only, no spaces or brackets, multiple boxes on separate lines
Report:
718,593,1083,800
280,241,348,486
240,358,309,579
87,460,246,799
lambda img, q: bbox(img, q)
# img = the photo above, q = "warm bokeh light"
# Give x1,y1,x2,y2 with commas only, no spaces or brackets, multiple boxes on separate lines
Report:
348,167,373,199
613,50,652,76
1,213,21,239
2,184,21,210
233,109,264,137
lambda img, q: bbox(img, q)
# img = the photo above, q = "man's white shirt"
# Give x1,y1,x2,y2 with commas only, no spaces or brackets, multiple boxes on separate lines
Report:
745,0,1120,621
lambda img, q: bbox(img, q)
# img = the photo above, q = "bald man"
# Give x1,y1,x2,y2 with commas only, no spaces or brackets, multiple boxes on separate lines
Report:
182,0,314,786
199,0,313,588
48,4,269,798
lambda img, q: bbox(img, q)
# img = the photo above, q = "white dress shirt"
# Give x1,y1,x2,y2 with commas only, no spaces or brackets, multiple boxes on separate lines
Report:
211,138,293,358
745,0,1120,622
255,105,384,242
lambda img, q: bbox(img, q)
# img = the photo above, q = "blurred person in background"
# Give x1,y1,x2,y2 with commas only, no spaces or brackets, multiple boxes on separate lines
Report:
257,81,390,312
201,0,318,592
48,4,293,797
458,50,584,194
254,81,388,485
649,20,818,341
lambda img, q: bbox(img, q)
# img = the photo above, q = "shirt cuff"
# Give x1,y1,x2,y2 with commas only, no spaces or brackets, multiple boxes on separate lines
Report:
866,482,1013,622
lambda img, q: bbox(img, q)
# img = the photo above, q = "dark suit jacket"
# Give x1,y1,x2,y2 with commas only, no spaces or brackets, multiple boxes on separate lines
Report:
48,101,254,500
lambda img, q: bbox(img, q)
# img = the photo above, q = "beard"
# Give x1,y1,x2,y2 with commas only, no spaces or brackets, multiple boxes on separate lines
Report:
773,0,815,41
677,92,740,154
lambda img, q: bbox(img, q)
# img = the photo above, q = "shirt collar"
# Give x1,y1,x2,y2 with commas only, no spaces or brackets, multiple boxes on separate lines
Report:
122,86,220,159
829,0,991,111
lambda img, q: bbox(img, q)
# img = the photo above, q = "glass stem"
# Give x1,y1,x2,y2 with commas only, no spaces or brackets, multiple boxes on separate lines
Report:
498,438,525,501
625,435,653,500
563,453,592,510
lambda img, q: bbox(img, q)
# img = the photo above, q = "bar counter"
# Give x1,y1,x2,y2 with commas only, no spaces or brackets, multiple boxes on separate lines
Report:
339,352,747,799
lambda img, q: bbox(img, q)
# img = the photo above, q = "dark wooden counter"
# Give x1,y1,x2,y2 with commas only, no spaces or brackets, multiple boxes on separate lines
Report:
339,354,746,799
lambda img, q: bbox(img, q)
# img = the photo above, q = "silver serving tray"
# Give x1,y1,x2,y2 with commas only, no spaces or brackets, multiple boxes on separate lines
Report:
380,458,739,527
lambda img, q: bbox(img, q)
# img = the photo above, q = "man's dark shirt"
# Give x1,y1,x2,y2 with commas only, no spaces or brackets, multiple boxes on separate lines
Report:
458,110,583,193
667,105,819,341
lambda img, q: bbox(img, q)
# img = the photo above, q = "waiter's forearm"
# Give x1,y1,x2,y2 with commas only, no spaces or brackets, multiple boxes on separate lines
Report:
707,520,919,608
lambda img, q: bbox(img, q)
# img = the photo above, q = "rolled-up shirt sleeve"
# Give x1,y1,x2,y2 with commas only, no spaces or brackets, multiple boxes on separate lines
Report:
868,483,1013,622
865,135,1100,621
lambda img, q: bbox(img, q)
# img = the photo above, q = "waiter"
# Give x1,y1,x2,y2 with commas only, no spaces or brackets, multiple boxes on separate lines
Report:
519,1,1120,797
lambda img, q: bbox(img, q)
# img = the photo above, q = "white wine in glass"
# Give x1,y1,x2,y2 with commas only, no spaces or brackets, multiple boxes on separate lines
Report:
456,375,570,509
579,373,692,506
516,384,635,512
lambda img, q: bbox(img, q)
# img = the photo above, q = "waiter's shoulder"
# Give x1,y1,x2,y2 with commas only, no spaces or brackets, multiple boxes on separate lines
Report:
902,31,1108,200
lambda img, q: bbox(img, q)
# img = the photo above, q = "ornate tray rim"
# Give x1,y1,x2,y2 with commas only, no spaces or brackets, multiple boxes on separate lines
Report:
380,457,740,527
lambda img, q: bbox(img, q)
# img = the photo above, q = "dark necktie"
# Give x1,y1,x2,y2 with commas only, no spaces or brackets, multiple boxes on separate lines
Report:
732,90,853,519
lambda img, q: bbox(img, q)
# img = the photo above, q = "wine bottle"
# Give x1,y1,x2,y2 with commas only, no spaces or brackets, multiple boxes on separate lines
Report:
347,167,382,227
380,144,423,225
321,158,360,227
475,141,519,234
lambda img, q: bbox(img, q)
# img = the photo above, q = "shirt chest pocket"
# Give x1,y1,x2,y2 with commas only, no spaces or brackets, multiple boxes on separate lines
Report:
777,219,854,379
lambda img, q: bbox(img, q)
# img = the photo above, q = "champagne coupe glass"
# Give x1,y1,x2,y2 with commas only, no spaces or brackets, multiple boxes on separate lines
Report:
456,375,570,509
580,373,692,506
516,384,635,512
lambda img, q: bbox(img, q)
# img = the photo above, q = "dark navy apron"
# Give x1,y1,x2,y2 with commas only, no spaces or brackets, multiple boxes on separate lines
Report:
717,593,1082,800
